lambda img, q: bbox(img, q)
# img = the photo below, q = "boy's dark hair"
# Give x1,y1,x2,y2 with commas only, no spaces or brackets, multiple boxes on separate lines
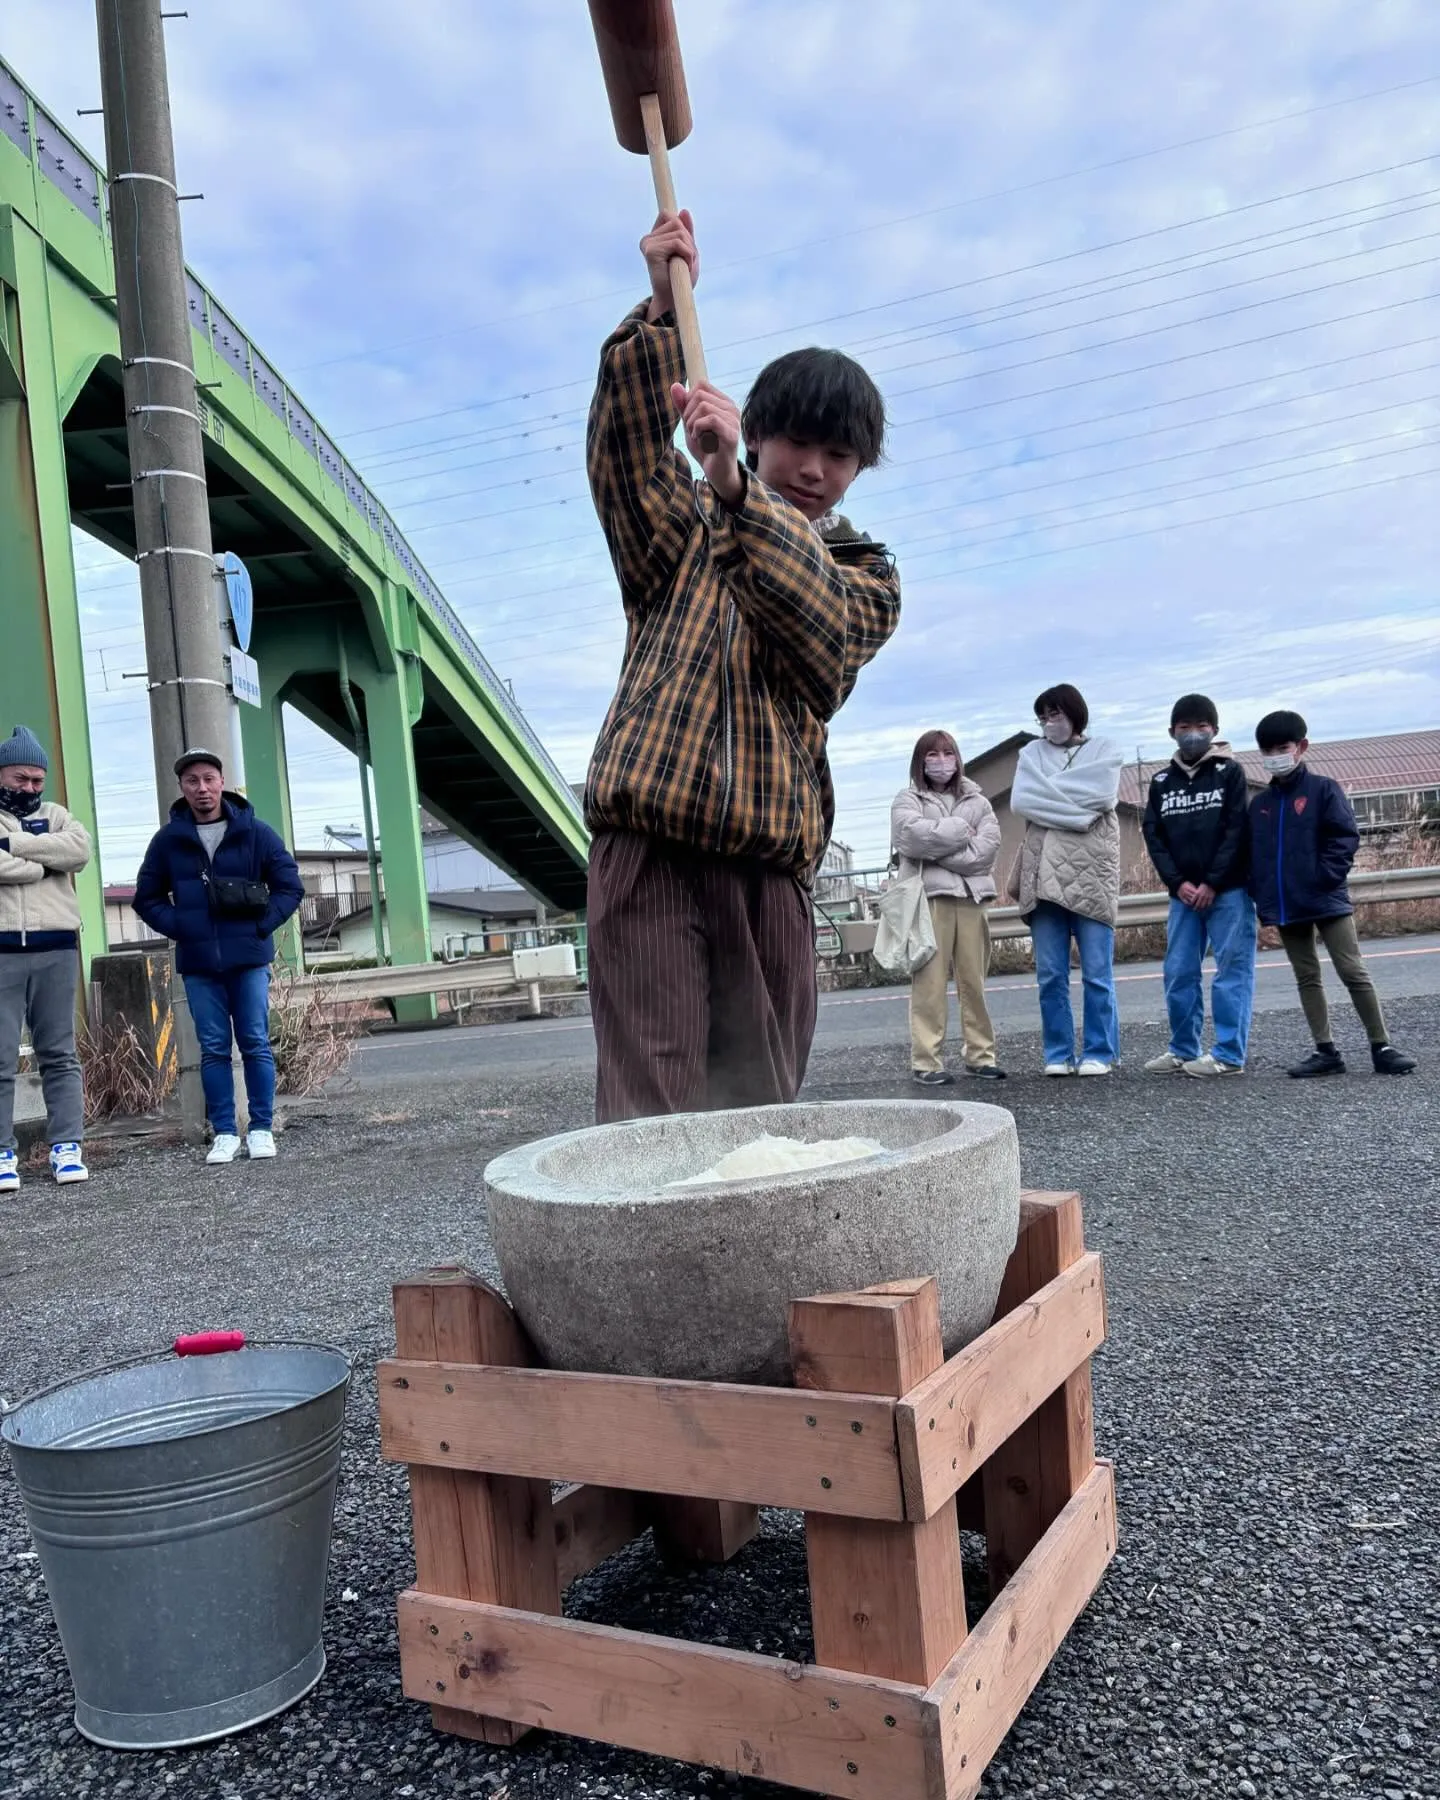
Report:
742,348,886,471
1255,709,1307,750
910,728,963,795
1170,693,1218,731
1033,683,1089,735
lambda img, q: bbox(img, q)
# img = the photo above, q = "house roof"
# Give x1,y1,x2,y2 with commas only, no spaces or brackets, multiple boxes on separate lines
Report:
964,730,1036,775
302,887,546,939
1117,729,1440,810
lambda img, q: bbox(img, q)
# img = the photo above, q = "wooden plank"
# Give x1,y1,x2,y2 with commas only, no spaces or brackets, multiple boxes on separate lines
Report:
982,1193,1098,1592
379,1359,907,1521
393,1268,561,1746
398,1591,937,1800
552,1484,648,1589
650,1497,761,1568
926,1461,1117,1798
791,1280,970,1688
894,1252,1105,1523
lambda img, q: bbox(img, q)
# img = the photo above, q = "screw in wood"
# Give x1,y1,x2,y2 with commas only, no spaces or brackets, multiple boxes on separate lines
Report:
847,1763,858,1775
429,1625,439,1636
435,1681,445,1693
440,1441,450,1452
850,1421,863,1434
805,1415,817,1427
884,1715,896,1728
827,1699,839,1711
445,1383,454,1393
820,1476,832,1489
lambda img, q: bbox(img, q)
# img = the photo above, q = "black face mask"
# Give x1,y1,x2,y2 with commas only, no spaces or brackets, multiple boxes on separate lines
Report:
0,785,43,819
1175,731,1213,765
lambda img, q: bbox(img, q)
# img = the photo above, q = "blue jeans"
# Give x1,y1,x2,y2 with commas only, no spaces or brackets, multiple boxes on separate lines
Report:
1030,901,1120,1067
183,968,274,1133
1163,887,1257,1067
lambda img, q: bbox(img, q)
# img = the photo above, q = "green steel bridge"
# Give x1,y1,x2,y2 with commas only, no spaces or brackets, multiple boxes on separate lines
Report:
0,52,589,977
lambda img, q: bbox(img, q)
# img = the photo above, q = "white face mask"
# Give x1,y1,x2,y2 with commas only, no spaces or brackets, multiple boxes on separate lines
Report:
1042,718,1074,746
923,755,958,784
1262,751,1298,777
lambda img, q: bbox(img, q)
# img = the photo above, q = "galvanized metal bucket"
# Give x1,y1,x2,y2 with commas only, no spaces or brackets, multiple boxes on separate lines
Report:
1,1338,350,1749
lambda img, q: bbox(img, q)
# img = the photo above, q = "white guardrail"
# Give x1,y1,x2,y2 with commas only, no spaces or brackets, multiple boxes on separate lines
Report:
821,864,1440,957
293,865,1437,1002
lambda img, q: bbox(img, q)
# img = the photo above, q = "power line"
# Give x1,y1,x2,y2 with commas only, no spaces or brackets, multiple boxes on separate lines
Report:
364,193,1440,506
352,160,1440,471
325,72,1440,415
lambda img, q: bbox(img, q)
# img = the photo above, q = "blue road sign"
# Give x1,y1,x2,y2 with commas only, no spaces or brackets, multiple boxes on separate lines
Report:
220,551,254,654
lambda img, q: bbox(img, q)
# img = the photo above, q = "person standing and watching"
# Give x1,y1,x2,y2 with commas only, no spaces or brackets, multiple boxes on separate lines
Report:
0,726,91,1191
1010,685,1125,1076
1142,695,1256,1077
1248,710,1415,1078
133,749,304,1162
891,730,1005,1085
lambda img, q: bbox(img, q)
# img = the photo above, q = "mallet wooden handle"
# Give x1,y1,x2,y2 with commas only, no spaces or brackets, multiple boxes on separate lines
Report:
639,91,717,453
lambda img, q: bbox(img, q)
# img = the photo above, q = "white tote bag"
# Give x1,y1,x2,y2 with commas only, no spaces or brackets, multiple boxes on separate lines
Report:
872,874,937,976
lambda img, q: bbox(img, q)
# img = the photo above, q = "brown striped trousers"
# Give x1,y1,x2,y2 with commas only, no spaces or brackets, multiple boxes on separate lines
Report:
587,830,819,1123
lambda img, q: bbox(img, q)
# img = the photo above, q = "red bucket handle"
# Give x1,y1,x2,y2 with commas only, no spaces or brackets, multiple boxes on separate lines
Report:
173,1331,247,1357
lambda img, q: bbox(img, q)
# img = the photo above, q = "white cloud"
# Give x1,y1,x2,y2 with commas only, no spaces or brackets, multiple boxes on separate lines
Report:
9,0,1437,873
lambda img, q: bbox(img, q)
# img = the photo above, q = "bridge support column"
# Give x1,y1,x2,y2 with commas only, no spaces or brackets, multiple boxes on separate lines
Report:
239,691,302,971
0,213,107,965
362,658,434,1023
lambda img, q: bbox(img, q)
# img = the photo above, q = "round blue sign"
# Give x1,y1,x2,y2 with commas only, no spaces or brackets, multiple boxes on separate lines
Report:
220,551,254,654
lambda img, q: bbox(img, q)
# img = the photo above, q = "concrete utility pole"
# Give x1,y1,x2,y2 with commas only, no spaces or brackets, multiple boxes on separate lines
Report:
95,0,230,791
95,0,232,1136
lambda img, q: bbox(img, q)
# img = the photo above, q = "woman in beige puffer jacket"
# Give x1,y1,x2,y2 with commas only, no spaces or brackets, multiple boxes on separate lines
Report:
891,730,1005,1084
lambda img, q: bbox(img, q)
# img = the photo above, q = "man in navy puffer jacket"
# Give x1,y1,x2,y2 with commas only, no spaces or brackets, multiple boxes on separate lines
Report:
1248,710,1414,1079
134,749,304,1161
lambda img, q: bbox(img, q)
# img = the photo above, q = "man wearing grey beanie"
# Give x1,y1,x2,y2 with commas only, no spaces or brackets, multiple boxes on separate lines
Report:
0,725,92,1192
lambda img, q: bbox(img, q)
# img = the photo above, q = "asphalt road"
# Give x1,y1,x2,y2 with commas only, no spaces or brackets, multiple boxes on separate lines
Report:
351,929,1440,1081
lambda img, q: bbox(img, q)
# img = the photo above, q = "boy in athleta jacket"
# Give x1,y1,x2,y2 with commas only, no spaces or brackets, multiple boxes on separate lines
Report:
1142,695,1255,1076
1248,709,1415,1079
584,208,901,1122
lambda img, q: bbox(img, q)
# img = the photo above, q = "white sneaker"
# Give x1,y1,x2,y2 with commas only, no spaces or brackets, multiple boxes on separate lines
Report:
1076,1060,1112,1076
1182,1054,1244,1078
1144,1051,1186,1074
246,1129,276,1160
206,1133,242,1164
0,1149,18,1194
1044,1062,1075,1077
50,1142,89,1184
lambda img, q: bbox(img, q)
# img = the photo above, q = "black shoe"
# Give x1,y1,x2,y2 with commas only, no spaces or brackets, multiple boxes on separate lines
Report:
1289,1047,1346,1079
1371,1043,1416,1076
912,1069,955,1086
964,1063,1008,1080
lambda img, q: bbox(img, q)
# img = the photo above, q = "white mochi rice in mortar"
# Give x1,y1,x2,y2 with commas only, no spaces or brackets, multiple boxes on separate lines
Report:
672,1132,886,1186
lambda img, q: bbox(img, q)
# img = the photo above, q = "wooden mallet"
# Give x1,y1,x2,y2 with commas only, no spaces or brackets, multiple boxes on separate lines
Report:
587,0,718,451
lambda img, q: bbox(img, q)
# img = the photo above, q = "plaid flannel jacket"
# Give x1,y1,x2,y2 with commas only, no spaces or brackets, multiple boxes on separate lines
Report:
584,306,902,879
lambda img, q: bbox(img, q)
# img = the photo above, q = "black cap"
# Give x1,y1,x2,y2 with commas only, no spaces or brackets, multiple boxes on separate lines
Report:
174,747,224,778
1170,693,1219,731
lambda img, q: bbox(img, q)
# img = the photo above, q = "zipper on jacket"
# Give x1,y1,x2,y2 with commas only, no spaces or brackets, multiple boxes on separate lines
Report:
1276,794,1287,928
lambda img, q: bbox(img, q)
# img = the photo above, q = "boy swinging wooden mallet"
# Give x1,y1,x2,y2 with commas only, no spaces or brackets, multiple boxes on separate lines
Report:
583,0,903,1121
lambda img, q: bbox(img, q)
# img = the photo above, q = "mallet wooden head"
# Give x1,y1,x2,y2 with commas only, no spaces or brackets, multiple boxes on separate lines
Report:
587,0,693,154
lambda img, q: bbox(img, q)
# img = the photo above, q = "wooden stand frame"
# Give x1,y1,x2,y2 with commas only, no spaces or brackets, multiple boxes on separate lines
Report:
380,1191,1114,1799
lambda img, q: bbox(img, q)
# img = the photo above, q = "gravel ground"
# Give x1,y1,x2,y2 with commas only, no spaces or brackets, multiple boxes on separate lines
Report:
1,997,1436,1800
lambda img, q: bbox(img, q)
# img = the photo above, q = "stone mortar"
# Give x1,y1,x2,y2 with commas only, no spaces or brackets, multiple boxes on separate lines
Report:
484,1099,1021,1383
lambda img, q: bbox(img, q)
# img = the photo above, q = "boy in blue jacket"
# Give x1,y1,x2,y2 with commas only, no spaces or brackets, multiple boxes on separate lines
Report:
1248,711,1415,1078
134,749,304,1160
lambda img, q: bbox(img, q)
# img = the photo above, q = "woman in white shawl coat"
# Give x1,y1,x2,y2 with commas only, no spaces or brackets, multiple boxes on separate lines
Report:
1009,684,1125,1075
891,729,1005,1084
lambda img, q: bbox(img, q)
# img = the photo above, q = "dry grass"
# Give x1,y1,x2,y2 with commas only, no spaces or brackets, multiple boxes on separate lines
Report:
269,969,362,1097
77,1016,176,1125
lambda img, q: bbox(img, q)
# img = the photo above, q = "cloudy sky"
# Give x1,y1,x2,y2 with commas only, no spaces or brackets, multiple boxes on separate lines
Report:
7,1,1439,878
